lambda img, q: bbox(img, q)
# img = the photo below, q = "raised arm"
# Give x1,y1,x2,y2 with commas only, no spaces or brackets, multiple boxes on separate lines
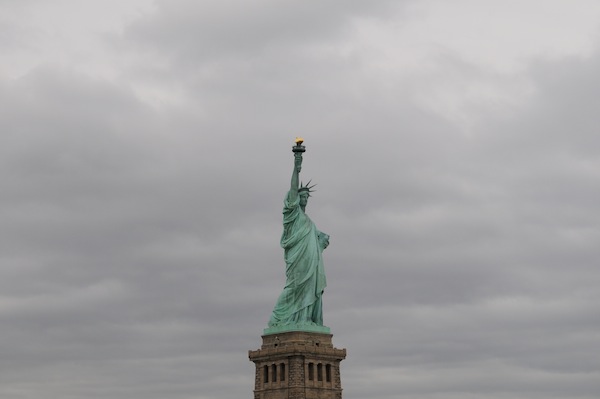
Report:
289,152,302,202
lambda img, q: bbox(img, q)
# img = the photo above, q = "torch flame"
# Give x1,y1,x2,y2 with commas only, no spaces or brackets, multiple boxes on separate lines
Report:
295,137,304,145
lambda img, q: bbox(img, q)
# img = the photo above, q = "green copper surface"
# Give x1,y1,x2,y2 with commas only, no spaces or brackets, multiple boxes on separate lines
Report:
266,141,330,335
264,323,331,335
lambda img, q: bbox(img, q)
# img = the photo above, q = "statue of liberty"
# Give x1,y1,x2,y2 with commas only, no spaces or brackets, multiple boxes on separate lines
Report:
266,138,330,334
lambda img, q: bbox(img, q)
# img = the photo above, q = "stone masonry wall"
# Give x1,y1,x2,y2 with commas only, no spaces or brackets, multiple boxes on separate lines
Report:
249,331,346,399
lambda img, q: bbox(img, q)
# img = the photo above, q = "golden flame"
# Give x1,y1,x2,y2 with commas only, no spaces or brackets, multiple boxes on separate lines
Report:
295,137,304,145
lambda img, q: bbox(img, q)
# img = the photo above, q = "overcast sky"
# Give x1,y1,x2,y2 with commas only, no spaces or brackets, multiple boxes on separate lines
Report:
2,1,600,398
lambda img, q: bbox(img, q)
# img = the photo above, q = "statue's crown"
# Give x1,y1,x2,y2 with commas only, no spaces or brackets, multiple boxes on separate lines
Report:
298,180,316,196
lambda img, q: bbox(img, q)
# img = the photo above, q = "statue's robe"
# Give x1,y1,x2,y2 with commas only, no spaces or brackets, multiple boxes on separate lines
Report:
268,191,327,327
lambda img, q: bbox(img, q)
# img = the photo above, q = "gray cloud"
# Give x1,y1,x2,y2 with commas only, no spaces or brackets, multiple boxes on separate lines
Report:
125,0,403,62
1,2,599,399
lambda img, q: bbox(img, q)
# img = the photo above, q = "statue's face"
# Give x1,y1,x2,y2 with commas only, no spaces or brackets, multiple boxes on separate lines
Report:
299,192,309,207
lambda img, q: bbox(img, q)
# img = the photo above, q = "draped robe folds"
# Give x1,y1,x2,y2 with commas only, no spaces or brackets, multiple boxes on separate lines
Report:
268,191,327,327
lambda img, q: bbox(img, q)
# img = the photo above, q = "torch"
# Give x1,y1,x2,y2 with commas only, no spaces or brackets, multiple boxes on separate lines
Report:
292,137,305,153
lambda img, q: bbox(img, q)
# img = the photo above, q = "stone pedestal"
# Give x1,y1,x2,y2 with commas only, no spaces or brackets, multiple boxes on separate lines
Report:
249,331,346,399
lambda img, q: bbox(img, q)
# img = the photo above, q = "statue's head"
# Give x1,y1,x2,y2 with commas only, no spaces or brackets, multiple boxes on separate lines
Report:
299,191,310,207
298,180,316,208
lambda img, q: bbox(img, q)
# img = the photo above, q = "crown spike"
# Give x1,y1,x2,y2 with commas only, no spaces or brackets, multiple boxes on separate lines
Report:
298,179,317,195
